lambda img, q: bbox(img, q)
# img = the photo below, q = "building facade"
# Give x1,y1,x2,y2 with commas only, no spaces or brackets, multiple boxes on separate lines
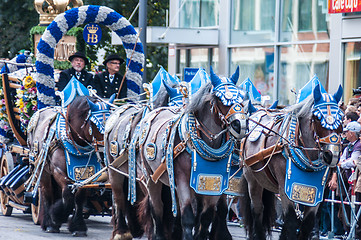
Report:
111,0,361,105
167,0,361,106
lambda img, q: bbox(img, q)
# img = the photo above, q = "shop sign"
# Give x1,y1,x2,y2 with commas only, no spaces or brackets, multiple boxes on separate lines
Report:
184,68,199,82
328,0,361,14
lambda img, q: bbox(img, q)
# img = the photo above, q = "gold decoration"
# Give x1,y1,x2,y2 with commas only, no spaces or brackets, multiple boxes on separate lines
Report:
146,143,156,160
74,166,95,180
34,0,84,25
291,183,316,204
226,178,241,194
197,175,222,192
110,141,118,157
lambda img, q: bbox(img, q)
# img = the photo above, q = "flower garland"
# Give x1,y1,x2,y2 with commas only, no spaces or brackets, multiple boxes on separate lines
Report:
15,75,37,133
0,79,10,143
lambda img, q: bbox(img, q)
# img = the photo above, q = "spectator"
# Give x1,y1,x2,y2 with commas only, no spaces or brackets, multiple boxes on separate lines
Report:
56,52,93,91
93,54,125,98
338,121,361,170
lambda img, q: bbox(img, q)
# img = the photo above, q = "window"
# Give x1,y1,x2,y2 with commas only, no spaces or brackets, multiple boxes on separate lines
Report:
281,0,329,42
179,0,219,28
344,42,361,103
230,47,275,100
279,43,329,105
231,0,276,44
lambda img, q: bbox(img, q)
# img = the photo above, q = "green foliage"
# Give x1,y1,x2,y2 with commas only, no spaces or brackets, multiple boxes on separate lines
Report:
0,0,38,58
54,60,71,70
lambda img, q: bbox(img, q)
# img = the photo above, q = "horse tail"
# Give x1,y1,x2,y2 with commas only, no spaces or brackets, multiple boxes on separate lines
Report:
262,188,276,235
137,193,153,237
239,176,253,236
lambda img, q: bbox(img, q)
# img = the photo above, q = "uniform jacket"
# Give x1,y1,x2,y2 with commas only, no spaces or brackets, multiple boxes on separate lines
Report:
93,70,127,99
56,68,94,91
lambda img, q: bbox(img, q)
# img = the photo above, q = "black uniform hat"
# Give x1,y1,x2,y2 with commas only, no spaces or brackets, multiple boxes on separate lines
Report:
68,52,89,65
103,54,125,66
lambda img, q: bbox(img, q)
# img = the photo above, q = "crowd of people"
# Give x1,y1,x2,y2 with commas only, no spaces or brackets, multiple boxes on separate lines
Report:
320,93,361,239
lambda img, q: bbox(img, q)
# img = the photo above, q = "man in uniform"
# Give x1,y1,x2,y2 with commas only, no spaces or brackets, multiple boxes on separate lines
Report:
56,52,93,91
93,54,126,98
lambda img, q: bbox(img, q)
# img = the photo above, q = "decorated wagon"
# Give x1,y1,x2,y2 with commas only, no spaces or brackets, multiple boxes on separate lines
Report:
0,5,145,234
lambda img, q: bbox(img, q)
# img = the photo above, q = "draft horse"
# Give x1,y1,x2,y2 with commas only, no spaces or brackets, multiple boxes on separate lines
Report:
104,83,177,240
27,95,112,236
138,67,248,240
240,84,343,240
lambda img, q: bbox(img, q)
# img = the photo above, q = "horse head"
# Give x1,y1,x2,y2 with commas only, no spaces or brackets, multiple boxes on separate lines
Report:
209,66,248,140
311,84,343,167
67,96,113,146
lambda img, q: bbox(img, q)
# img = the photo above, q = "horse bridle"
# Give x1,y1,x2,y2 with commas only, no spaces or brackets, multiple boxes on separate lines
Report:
211,98,248,140
312,119,341,167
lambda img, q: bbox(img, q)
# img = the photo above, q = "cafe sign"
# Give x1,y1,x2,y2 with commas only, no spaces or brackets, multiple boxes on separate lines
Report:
328,0,361,13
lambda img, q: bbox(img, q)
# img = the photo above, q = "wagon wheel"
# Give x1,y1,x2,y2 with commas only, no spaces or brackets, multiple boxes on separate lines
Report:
31,187,42,225
0,154,13,216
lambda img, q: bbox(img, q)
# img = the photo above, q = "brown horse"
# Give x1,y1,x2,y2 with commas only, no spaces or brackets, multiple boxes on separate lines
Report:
104,80,176,240
137,67,248,240
27,95,112,236
240,84,343,240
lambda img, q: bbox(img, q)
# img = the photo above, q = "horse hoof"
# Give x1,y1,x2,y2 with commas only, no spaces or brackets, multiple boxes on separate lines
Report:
113,232,133,240
72,231,87,237
45,226,60,233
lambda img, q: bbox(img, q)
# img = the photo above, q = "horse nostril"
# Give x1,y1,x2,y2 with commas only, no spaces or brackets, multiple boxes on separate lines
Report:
322,150,333,165
231,120,241,134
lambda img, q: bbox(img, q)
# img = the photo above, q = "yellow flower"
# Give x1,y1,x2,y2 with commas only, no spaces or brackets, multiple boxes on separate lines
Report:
31,100,37,106
23,75,35,89
0,89,3,95
15,99,24,109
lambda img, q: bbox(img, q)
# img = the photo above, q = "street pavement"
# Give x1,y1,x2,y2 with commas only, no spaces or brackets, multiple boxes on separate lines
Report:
0,209,283,239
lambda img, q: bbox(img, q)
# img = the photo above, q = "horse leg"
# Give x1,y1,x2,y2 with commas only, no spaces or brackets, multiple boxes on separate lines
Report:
176,179,196,240
147,180,167,240
194,197,214,240
40,172,61,233
209,195,232,240
124,181,144,238
242,173,269,240
68,188,87,236
109,171,132,240
298,206,319,240
279,193,299,240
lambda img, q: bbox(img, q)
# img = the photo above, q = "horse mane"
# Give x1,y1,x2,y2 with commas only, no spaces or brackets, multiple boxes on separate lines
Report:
285,96,314,119
153,85,170,108
184,82,213,114
67,95,97,119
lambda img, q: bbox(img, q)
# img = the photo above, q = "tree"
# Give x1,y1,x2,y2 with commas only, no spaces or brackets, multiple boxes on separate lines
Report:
0,0,37,58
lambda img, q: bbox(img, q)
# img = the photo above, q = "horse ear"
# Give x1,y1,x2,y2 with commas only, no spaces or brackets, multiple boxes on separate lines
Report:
268,100,278,110
210,66,222,88
163,79,178,98
248,101,258,114
230,66,239,85
87,98,98,112
109,94,116,104
333,85,343,103
313,83,322,104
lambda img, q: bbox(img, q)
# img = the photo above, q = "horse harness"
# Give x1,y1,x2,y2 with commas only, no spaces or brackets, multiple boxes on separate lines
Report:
149,100,242,184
